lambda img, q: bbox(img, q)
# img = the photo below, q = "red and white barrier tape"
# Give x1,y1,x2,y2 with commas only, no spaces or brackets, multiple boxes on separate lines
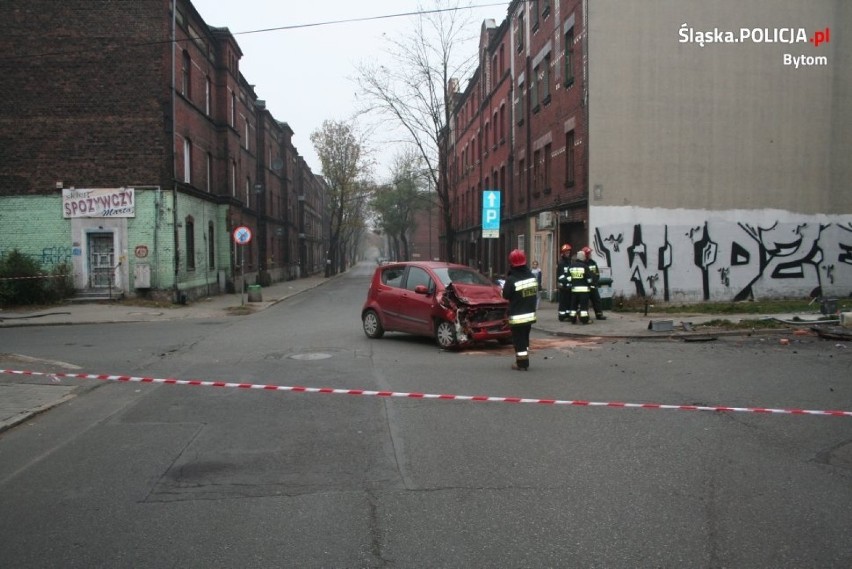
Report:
3,368,851,418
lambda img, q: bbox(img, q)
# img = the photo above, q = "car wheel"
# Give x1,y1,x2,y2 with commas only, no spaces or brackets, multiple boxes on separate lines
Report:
362,310,384,339
435,320,457,349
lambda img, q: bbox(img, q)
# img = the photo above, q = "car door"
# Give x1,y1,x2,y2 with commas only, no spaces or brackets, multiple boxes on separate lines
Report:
375,265,407,331
395,266,437,335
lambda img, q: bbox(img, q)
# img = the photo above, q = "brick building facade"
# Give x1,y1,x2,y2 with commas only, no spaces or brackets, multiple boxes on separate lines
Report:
445,0,587,293
445,0,850,301
0,0,328,301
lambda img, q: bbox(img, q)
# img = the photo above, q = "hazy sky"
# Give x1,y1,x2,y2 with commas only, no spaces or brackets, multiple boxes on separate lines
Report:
191,1,507,178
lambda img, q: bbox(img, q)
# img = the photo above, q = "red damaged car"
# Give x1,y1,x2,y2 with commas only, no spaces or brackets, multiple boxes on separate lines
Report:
361,261,512,349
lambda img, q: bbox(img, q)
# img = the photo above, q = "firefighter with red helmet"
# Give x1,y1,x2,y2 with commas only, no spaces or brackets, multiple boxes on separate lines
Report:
502,249,538,371
568,249,593,324
556,243,573,321
581,246,607,320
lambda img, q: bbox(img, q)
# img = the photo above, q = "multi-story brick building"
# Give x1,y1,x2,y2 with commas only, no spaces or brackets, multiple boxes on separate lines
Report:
446,18,514,280
0,0,327,301
445,0,850,302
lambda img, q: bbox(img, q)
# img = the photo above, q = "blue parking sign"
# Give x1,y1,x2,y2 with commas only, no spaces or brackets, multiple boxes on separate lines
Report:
482,190,500,238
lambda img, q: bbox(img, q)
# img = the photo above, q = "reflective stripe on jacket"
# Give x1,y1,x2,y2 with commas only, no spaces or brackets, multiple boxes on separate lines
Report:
569,265,591,293
502,266,538,327
509,311,536,325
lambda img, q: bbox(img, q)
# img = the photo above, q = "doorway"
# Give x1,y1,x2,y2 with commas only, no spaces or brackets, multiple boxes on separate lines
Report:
87,232,114,288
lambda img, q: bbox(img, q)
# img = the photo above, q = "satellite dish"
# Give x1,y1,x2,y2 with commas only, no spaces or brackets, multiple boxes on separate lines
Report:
271,158,284,172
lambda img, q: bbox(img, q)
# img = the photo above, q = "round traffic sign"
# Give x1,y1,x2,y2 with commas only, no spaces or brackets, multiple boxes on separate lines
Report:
233,225,253,245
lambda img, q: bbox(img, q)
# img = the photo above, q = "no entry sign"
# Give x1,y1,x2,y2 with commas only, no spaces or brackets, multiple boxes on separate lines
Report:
232,226,252,245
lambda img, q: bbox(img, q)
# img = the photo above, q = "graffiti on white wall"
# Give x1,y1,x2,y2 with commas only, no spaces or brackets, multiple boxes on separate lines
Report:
594,220,852,301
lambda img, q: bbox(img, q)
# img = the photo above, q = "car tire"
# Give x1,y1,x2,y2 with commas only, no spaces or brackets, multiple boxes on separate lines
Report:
435,320,458,349
362,310,385,339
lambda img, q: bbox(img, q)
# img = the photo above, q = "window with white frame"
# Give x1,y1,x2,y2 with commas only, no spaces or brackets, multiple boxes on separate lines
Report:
181,51,191,97
183,138,192,183
205,77,211,115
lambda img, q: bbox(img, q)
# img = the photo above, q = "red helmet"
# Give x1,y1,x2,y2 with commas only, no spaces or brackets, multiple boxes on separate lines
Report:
508,249,527,267
581,246,592,257
560,243,572,254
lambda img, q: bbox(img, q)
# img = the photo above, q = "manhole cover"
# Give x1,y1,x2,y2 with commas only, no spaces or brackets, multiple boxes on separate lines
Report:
289,352,333,361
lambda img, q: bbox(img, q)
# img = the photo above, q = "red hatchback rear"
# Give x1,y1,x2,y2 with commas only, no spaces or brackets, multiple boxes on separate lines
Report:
361,261,511,349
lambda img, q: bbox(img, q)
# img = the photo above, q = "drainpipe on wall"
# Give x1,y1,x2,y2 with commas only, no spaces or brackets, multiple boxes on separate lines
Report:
582,0,590,232
170,0,181,304
154,186,161,288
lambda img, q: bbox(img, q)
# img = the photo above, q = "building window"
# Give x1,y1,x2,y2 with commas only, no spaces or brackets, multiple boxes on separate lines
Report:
491,54,497,87
208,222,215,268
531,65,540,112
230,92,236,127
532,0,540,31
566,130,575,187
542,54,551,104
515,81,524,125
205,77,211,115
500,104,506,142
231,160,236,196
245,177,251,206
205,152,212,192
533,149,541,193
492,112,498,147
543,143,551,193
181,51,191,97
542,0,551,18
565,27,575,87
516,13,524,52
185,216,195,270
183,138,192,183
244,121,250,151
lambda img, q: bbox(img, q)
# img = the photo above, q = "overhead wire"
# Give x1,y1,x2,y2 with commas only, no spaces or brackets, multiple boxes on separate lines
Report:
0,2,508,62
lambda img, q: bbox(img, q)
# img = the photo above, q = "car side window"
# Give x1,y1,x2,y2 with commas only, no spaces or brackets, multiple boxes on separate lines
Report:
405,267,433,292
381,267,405,288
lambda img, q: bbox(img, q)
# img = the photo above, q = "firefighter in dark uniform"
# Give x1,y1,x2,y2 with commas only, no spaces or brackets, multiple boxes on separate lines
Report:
556,243,573,322
581,246,607,321
502,249,538,371
568,249,593,324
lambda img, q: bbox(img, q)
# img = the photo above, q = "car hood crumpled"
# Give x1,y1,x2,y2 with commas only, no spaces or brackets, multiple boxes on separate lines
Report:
445,282,507,306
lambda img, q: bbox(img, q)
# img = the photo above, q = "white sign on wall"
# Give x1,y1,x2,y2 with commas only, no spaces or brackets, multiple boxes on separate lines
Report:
62,187,135,218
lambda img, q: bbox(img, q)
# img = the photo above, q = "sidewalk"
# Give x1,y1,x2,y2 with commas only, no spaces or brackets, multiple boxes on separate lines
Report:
0,273,332,328
0,272,835,337
1,274,840,435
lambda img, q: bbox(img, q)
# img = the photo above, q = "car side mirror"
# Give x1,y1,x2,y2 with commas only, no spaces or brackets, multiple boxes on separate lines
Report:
414,285,429,295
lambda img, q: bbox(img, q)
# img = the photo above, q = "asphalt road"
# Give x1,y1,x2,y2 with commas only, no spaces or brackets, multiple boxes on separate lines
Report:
1,264,851,568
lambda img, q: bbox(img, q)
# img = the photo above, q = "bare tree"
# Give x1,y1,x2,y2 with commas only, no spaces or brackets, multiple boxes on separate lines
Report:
310,120,369,276
356,0,478,263
371,149,429,261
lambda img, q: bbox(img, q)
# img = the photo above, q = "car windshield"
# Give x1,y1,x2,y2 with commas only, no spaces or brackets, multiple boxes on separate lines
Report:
432,267,492,287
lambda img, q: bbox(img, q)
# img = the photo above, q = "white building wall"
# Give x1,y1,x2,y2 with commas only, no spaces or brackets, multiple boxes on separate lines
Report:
587,0,851,301
590,206,851,301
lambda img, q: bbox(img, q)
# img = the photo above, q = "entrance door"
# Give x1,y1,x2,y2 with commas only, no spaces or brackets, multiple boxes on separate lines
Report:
88,233,114,288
